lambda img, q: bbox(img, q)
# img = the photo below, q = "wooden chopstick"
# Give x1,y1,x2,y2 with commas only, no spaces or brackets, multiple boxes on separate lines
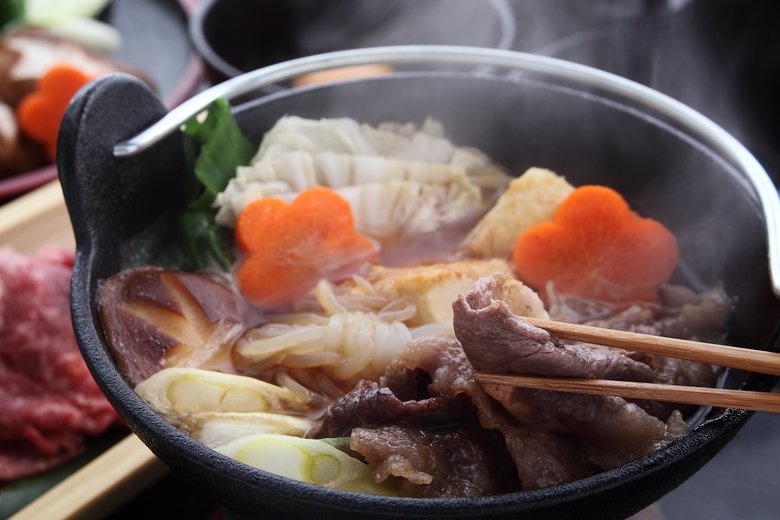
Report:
10,434,169,520
475,373,780,413
521,317,780,377
473,317,780,413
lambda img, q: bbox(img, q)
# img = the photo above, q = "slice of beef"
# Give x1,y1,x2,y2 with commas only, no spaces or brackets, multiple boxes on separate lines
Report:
389,336,597,488
453,276,688,469
0,247,122,482
311,335,595,490
582,291,724,418
349,425,518,498
307,380,473,438
452,276,656,383
483,384,685,469
386,336,596,489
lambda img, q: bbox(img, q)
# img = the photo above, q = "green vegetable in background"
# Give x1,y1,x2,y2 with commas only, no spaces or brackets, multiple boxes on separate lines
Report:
23,0,110,26
0,0,25,31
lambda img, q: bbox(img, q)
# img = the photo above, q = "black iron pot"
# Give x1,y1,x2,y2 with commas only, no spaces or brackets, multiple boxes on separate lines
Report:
57,47,780,520
189,0,516,81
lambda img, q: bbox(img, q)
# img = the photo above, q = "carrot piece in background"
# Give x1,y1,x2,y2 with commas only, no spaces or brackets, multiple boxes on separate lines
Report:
512,185,679,303
17,64,94,161
235,187,379,308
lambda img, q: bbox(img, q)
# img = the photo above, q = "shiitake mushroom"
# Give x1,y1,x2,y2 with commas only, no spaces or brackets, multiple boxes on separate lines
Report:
98,267,249,386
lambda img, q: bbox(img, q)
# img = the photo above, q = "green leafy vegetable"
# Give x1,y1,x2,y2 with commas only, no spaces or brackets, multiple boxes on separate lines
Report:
175,98,252,270
139,98,252,271
0,0,25,31
184,98,253,212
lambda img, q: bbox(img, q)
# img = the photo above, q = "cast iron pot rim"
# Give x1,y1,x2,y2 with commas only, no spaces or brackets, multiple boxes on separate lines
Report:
188,0,517,79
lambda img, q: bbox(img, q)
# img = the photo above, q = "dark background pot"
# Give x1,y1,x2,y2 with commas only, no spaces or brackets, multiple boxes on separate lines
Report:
57,66,780,519
190,0,516,82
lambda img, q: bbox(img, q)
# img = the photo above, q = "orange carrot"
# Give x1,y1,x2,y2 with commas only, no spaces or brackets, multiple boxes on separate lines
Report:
17,64,94,161
235,187,379,308
512,185,678,303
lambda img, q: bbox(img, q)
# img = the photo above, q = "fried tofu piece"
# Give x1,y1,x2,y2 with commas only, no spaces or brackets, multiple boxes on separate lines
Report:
367,258,511,326
460,167,574,259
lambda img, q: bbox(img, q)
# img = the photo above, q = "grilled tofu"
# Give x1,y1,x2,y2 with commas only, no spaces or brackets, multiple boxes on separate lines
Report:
460,167,574,259
367,258,512,326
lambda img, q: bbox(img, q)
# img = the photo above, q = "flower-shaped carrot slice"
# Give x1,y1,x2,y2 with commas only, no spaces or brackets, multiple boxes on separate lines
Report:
235,187,379,308
513,185,678,303
17,64,94,161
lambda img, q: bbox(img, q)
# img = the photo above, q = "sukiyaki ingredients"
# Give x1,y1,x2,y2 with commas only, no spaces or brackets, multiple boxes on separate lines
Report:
214,434,399,495
452,275,656,382
19,0,117,53
98,267,248,386
364,258,512,326
181,412,314,449
460,168,574,258
235,311,413,395
453,276,688,468
214,116,510,241
349,425,518,498
513,185,679,303
312,335,596,491
548,284,727,418
175,98,253,270
16,63,91,160
134,368,312,426
235,186,378,308
0,28,148,178
0,100,43,174
0,246,121,482
109,107,730,498
308,381,474,438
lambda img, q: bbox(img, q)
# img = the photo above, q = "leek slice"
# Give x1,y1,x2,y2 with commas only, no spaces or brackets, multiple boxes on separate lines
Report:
216,434,398,495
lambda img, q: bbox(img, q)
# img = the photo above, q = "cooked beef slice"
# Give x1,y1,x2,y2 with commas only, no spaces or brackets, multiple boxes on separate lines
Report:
547,283,730,344
389,336,597,488
580,290,724,418
308,380,472,438
454,277,688,468
386,335,477,396
311,335,595,489
497,423,596,490
452,287,656,382
349,425,519,497
483,384,684,469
